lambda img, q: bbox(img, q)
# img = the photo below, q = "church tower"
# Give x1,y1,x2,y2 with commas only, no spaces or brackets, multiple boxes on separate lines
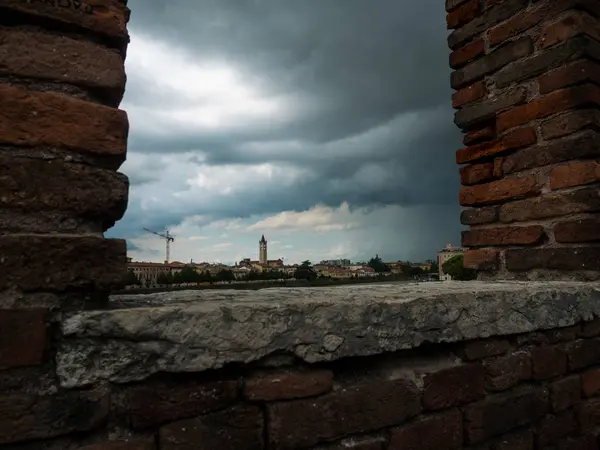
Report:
259,235,267,265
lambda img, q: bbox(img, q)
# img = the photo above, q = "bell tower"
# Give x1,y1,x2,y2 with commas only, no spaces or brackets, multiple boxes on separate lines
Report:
259,235,268,265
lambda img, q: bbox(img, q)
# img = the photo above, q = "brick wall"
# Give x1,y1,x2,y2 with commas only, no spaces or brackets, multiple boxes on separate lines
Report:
3,318,600,449
448,0,600,280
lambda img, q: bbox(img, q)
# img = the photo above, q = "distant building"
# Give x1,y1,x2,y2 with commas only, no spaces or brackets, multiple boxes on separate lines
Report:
259,235,268,265
437,244,464,281
319,259,352,266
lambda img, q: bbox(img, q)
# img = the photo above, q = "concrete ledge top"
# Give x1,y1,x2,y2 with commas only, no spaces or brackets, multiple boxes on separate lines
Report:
57,281,600,388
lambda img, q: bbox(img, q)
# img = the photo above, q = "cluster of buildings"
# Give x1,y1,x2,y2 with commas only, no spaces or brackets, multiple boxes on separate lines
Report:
127,235,464,286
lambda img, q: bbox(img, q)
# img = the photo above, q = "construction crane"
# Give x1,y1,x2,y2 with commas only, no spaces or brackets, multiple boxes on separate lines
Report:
143,228,175,264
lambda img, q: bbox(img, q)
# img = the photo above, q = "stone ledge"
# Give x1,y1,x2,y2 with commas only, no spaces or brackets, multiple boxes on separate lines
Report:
57,281,600,388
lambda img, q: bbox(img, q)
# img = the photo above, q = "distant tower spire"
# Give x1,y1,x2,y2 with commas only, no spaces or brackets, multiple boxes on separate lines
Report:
259,235,268,265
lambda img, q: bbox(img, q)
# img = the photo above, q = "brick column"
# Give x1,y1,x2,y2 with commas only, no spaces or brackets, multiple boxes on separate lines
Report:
448,0,600,280
0,1,130,446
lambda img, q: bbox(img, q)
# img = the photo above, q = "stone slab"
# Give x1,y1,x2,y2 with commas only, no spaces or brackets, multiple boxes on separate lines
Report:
56,281,600,388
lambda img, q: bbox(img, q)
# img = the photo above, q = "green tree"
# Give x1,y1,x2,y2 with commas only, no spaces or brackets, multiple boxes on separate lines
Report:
125,269,141,286
295,260,317,281
157,271,174,285
215,269,235,282
368,254,390,273
441,255,477,281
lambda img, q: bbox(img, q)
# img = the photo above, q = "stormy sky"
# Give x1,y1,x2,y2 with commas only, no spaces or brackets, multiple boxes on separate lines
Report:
107,0,464,265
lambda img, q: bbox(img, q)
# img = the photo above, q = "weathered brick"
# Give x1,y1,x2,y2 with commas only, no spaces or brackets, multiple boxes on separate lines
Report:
462,225,545,247
0,84,128,167
551,375,582,413
532,345,568,380
267,379,421,449
557,435,598,450
453,81,487,108
455,85,527,129
78,440,155,450
541,109,600,140
451,37,532,90
484,351,532,391
497,84,600,133
0,390,109,444
456,126,536,164
487,429,534,450
325,438,384,450
566,338,600,370
447,0,480,29
502,130,600,175
494,35,596,88
459,175,539,207
1,0,130,46
0,156,128,231
124,379,238,429
244,369,333,401
0,28,126,105
538,10,600,50
463,249,501,271
549,160,600,190
554,217,600,243
463,386,548,444
448,0,530,49
160,405,263,450
0,309,48,371
582,369,600,397
0,235,127,291
578,398,600,431
505,247,600,272
539,59,600,94
499,186,600,223
446,0,471,12
461,206,500,225
459,339,512,360
388,409,462,450
450,38,486,69
580,319,600,338
460,162,495,185
423,363,485,410
536,410,578,448
464,126,496,145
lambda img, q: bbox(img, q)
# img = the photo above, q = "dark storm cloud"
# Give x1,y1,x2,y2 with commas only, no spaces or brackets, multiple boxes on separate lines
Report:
112,0,464,253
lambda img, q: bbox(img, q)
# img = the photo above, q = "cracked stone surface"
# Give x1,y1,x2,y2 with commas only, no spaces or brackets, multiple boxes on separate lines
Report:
56,281,600,388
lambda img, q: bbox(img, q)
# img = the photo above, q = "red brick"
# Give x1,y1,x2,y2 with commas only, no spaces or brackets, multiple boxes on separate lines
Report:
554,217,600,243
160,405,263,450
536,410,578,448
0,84,128,166
459,175,539,207
532,345,568,380
578,398,600,432
539,59,600,95
551,376,582,413
496,84,600,133
463,386,548,444
453,81,487,108
0,390,109,445
244,369,333,401
549,160,600,190
462,225,545,247
505,246,600,272
538,11,600,50
464,125,496,145
124,379,238,429
485,352,532,391
388,409,462,450
541,109,600,141
422,363,485,410
446,0,471,12
447,0,480,29
78,440,155,450
1,0,130,45
582,369,600,397
450,39,486,69
461,206,500,225
580,319,600,338
460,162,495,185
0,28,126,105
463,249,501,271
460,339,512,360
0,235,127,291
499,186,600,223
456,127,537,164
566,338,600,370
0,309,48,370
267,379,421,449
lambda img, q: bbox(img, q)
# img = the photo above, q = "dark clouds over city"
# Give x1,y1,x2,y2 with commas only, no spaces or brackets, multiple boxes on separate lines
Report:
108,0,464,264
